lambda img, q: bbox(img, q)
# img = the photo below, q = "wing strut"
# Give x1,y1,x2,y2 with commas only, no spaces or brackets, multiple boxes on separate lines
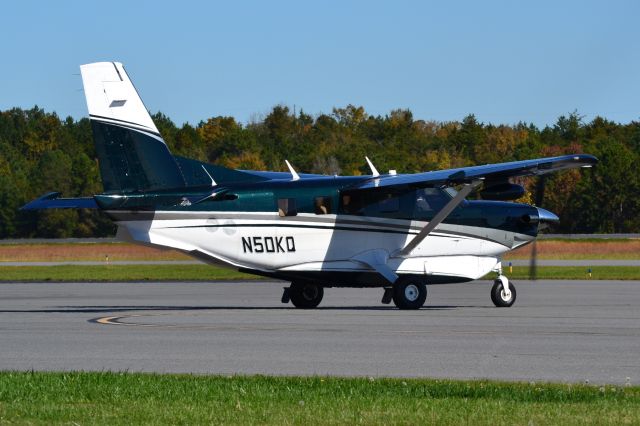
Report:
398,180,483,257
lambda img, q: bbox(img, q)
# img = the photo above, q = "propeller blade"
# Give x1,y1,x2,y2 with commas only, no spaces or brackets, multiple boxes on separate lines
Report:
534,175,546,207
529,240,538,280
529,175,546,280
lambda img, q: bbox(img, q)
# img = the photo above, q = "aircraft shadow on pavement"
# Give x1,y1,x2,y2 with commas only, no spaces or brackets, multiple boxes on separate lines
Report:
0,304,485,314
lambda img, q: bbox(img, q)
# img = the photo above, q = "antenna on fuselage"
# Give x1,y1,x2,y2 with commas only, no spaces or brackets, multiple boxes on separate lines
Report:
365,156,380,177
285,160,300,181
201,165,217,187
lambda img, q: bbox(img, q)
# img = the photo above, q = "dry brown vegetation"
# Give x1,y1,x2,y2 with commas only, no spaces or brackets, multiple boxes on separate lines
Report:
0,239,639,262
507,240,640,260
0,243,189,262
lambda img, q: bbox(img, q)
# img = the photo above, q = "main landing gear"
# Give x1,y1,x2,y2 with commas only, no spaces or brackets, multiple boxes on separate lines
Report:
491,275,516,307
282,277,429,310
282,282,324,309
382,277,428,310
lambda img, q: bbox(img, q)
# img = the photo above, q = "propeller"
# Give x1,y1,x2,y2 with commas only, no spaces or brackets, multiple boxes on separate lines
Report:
528,175,547,280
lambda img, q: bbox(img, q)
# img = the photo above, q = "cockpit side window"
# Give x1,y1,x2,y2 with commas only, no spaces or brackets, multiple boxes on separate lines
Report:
340,190,402,217
413,187,453,220
340,187,456,220
378,195,400,213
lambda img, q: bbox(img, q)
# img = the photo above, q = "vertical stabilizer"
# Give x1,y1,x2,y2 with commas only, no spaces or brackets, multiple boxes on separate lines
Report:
80,62,159,134
80,62,185,193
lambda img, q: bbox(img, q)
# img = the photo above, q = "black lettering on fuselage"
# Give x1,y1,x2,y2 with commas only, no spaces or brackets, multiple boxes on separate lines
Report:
286,236,296,252
264,237,275,252
242,236,296,253
253,236,264,253
242,237,252,253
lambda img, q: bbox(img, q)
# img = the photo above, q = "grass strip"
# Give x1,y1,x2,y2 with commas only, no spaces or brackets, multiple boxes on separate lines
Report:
1,265,640,282
499,266,640,281
2,240,640,262
0,264,256,282
0,372,638,425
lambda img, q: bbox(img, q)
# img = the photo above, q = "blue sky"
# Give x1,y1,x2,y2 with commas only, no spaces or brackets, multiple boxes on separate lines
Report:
2,0,639,127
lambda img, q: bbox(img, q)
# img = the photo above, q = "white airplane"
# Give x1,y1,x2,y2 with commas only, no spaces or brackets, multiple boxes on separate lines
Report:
23,62,597,309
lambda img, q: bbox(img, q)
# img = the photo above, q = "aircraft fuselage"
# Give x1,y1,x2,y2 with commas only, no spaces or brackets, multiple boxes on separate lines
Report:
105,175,539,286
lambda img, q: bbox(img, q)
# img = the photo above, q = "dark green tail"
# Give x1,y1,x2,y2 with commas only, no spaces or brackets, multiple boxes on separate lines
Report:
91,120,187,193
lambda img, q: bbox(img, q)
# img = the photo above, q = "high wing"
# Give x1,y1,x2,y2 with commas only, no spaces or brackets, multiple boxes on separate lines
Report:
352,154,597,190
345,153,597,263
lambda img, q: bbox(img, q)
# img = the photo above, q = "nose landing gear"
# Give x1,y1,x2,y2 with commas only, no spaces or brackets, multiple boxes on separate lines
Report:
491,275,516,307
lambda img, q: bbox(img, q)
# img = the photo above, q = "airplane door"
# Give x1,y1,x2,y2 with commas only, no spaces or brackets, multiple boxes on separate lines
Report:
234,190,278,269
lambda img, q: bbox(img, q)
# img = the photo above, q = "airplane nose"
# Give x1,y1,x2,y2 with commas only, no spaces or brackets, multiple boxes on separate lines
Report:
537,207,559,223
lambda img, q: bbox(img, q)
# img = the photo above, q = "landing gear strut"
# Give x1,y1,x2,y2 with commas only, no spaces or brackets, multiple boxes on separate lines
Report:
491,275,516,307
287,282,324,309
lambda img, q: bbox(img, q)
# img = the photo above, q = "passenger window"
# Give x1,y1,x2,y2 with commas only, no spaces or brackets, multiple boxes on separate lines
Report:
340,191,400,216
278,198,297,217
314,196,332,215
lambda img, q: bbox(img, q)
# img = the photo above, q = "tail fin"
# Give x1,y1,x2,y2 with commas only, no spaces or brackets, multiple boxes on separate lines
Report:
80,62,186,193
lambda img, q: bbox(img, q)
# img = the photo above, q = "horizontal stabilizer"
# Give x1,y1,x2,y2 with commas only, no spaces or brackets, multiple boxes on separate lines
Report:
21,192,97,210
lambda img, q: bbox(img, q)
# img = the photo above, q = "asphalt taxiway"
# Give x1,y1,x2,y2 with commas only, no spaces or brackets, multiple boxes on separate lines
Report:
0,279,638,384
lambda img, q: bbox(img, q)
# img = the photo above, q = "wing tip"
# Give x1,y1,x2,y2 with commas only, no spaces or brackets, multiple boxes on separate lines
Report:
567,153,598,167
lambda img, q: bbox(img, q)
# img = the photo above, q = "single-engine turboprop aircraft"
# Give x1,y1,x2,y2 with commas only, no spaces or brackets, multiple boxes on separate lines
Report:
22,62,597,309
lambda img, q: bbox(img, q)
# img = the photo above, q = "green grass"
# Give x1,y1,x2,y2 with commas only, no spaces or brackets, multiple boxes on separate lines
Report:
2,265,640,282
505,253,640,260
0,264,256,282
499,266,640,280
0,372,638,425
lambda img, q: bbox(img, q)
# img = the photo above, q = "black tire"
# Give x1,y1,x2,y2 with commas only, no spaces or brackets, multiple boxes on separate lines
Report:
491,279,516,307
289,282,324,309
392,278,427,310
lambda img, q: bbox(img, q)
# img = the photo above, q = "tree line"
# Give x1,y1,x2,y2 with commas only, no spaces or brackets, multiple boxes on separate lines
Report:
0,105,638,238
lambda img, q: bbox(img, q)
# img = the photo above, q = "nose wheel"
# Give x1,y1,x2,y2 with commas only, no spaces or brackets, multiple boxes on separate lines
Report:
491,275,516,307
